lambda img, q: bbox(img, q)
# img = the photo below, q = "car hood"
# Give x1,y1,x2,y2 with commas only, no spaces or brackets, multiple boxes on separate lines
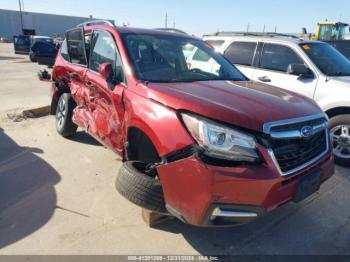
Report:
328,76,350,87
147,80,322,132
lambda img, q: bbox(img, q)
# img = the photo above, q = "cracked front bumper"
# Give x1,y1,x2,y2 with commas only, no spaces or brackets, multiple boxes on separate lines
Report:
157,149,334,227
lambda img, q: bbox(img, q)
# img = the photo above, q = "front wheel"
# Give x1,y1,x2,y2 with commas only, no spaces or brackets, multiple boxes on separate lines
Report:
55,93,77,137
329,114,350,167
116,161,167,213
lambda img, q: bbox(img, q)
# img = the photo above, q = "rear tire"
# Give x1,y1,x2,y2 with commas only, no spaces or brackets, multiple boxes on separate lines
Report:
329,114,350,167
29,54,37,62
55,93,77,137
116,161,167,213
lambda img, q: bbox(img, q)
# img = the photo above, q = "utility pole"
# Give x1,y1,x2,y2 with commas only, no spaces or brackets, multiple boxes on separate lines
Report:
246,23,250,32
18,0,24,34
165,12,168,28
274,25,277,33
262,24,266,33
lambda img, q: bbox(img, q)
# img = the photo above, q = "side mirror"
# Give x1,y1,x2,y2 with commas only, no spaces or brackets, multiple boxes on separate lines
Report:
99,63,113,81
287,63,313,78
302,27,308,35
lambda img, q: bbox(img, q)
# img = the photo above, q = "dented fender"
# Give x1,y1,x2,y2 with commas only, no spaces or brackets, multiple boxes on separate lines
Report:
123,89,193,157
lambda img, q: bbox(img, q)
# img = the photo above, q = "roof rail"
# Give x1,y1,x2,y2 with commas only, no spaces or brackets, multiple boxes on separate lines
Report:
205,31,300,39
154,28,188,35
77,20,115,28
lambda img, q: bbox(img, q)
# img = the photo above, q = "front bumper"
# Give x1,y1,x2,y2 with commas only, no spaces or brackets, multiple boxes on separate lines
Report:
156,148,334,227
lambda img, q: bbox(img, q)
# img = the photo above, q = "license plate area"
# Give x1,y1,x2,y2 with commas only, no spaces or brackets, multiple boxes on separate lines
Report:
293,169,321,203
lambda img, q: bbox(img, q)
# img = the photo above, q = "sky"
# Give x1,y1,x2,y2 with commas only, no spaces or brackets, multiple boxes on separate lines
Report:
1,0,350,36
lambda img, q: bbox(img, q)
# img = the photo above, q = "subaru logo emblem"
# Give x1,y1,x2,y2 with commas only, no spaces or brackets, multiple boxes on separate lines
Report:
301,126,314,138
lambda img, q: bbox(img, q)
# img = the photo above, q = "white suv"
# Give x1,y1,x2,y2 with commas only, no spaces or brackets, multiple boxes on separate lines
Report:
195,33,350,166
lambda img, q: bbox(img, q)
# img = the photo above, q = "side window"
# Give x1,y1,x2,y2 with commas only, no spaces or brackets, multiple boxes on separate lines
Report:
66,28,87,65
205,40,225,50
224,42,257,66
260,44,303,72
192,48,211,62
89,30,124,83
60,40,70,61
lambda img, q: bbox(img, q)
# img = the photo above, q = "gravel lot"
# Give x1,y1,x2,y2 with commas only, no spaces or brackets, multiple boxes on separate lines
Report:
0,43,349,255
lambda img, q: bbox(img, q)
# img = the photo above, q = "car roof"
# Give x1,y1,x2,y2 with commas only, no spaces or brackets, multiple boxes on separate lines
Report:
153,28,188,35
32,36,52,39
83,24,197,40
203,34,322,46
115,26,195,38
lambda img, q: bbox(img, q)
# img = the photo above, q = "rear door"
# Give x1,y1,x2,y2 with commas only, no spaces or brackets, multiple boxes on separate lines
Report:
84,29,126,155
252,43,317,98
223,41,258,79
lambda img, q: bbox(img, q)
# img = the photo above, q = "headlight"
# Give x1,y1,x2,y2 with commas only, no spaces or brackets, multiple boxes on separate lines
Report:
181,113,259,162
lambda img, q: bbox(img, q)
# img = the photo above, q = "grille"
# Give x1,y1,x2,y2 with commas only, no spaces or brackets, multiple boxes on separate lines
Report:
265,116,329,175
269,118,325,132
270,131,327,173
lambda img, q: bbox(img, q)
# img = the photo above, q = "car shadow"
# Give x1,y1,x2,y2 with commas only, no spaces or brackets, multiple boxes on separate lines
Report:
152,167,350,255
68,131,102,147
0,56,24,61
13,60,32,64
0,127,60,249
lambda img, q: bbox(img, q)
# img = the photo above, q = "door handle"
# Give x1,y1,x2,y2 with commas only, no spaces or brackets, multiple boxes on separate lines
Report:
258,76,271,83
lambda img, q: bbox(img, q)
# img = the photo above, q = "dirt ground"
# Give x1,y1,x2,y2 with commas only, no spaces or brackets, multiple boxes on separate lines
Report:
0,43,350,255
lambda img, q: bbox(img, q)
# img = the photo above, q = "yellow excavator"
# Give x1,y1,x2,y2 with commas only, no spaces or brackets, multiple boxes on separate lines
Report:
303,21,350,60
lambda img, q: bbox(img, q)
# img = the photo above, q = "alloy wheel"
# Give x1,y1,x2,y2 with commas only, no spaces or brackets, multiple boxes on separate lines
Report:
330,125,350,159
56,98,66,129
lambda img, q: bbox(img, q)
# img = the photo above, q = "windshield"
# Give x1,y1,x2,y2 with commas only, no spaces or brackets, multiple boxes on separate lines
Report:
319,24,347,41
300,43,350,76
121,33,247,82
34,38,54,44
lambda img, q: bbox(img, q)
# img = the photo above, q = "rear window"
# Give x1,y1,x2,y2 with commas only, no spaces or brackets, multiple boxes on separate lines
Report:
224,42,257,66
14,36,30,45
32,42,55,52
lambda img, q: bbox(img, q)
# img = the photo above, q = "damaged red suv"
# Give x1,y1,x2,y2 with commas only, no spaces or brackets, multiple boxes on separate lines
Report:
46,22,334,227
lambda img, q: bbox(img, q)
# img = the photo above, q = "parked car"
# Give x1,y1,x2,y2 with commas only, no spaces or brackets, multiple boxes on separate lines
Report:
29,36,55,62
13,35,54,55
29,41,58,66
41,22,334,227
201,33,350,166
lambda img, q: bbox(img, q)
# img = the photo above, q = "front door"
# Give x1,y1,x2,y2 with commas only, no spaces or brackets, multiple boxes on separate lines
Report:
64,27,96,133
253,43,317,99
84,29,126,155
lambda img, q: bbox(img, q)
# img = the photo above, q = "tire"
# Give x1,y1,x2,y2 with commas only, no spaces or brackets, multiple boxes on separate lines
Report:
55,93,78,137
329,114,350,167
29,54,37,62
116,161,167,213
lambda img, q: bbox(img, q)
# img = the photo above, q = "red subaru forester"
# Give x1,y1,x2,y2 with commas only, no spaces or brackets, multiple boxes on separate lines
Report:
44,21,334,227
